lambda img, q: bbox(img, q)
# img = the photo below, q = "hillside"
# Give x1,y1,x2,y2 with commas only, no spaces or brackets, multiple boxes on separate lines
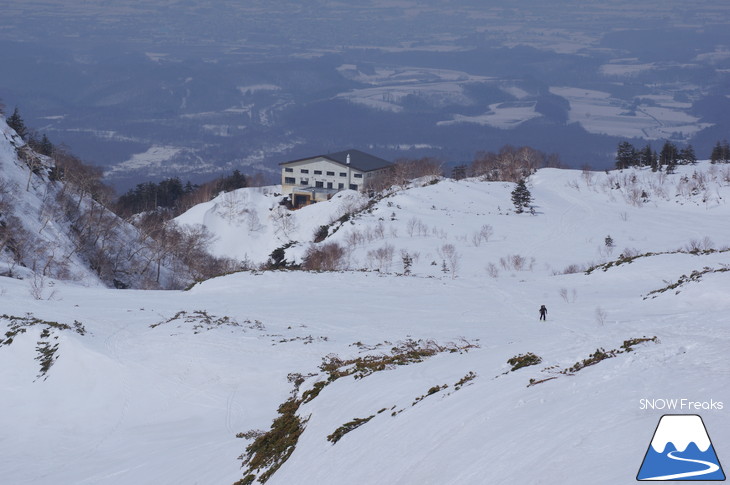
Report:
177,162,730,276
0,117,231,290
0,118,106,286
1,160,729,484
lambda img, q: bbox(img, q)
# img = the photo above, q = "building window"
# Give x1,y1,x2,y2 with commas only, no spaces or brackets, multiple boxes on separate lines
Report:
349,184,358,190
353,173,363,178
284,167,294,173
284,177,295,184
314,170,322,175
327,182,333,189
338,183,344,189
300,169,309,174
315,181,324,188
339,172,347,177
301,178,309,185
326,171,335,176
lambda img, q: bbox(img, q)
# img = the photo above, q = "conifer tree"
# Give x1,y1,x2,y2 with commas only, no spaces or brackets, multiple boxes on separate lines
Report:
678,145,696,165
7,107,28,140
511,179,532,214
639,144,656,169
659,141,678,169
711,140,730,164
37,134,54,156
615,141,637,169
710,142,723,164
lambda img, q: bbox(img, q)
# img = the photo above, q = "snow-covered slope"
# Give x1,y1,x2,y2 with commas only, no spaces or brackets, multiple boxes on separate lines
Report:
0,118,106,285
0,116,196,289
178,162,730,276
2,161,729,484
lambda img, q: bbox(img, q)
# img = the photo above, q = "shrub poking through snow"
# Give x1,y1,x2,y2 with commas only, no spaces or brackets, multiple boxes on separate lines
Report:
412,384,449,405
0,314,87,380
507,352,542,371
526,336,659,386
454,371,477,390
237,397,308,484
301,381,327,403
621,336,658,351
562,348,616,374
150,310,264,333
644,266,730,299
320,338,479,382
585,245,730,275
327,415,376,444
234,338,478,484
563,337,659,374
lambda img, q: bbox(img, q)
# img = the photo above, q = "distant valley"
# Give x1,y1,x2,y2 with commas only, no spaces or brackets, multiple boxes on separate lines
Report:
1,0,729,191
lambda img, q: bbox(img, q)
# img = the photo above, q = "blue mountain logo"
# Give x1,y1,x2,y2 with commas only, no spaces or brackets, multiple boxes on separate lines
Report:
637,414,725,481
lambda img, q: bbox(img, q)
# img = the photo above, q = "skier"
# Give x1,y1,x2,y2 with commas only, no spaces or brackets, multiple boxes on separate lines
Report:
539,305,547,321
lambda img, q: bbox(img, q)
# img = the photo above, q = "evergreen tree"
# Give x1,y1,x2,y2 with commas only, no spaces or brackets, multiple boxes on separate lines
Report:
184,181,196,194
658,141,678,169
710,141,723,164
7,107,28,140
678,145,696,165
511,179,532,214
216,169,248,193
615,141,637,169
710,140,730,164
37,134,54,156
639,144,656,169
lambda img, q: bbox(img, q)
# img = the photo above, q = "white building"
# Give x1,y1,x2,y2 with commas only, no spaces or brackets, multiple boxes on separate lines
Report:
279,149,393,208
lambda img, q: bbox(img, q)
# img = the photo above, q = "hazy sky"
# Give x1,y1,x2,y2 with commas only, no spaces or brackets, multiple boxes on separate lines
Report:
3,0,729,56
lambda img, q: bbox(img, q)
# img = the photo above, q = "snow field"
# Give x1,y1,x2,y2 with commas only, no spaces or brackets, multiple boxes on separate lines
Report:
1,160,729,483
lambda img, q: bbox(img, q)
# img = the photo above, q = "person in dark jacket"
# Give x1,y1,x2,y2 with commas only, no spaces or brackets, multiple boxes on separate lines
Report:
539,305,547,321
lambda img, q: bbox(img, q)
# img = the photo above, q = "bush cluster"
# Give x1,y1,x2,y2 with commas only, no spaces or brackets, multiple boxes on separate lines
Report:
507,352,542,371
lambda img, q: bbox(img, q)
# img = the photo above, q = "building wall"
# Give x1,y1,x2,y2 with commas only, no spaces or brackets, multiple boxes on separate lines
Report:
281,157,367,195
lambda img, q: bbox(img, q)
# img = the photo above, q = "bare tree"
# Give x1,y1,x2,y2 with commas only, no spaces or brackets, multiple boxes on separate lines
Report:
367,243,395,272
472,224,493,246
485,262,499,278
270,205,298,239
372,157,443,189
247,210,263,232
302,242,347,271
438,243,461,279
559,288,577,303
471,145,558,182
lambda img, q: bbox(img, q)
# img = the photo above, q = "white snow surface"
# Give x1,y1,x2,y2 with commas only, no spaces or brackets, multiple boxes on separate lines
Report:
2,159,730,484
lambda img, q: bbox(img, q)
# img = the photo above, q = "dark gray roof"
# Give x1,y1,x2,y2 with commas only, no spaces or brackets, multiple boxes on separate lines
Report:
280,149,393,172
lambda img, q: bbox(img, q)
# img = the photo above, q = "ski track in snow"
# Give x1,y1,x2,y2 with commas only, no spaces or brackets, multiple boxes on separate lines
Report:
97,323,133,452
